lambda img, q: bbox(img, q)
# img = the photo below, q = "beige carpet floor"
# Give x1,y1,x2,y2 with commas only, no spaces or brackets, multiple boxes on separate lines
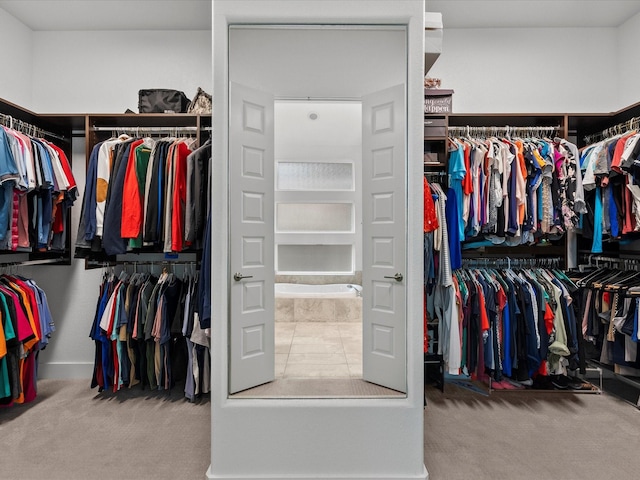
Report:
2,378,640,479
0,379,210,480
424,381,640,480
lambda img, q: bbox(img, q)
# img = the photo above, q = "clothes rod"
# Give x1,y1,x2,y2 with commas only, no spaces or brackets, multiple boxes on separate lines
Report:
461,256,562,268
118,260,198,265
581,253,640,264
91,126,199,132
0,112,66,142
0,257,66,267
447,125,560,135
583,115,640,145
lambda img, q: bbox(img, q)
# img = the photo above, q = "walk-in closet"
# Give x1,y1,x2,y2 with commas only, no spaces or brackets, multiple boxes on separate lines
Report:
2,1,640,480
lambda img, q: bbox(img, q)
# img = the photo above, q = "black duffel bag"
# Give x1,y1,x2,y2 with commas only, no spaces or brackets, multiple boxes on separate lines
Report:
138,89,190,113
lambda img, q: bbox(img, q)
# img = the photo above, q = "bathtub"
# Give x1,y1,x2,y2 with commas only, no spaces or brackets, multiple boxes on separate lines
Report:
275,283,362,299
275,283,363,322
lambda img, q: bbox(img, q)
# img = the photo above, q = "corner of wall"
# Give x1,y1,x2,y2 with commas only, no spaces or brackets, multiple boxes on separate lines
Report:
0,7,34,108
615,10,640,111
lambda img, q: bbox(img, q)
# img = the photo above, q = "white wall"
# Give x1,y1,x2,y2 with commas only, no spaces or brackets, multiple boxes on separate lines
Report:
616,11,640,111
0,8,33,108
24,28,211,378
229,26,406,99
31,30,212,113
428,27,618,113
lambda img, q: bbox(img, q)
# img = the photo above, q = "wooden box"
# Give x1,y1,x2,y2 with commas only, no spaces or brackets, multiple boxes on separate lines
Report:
424,89,453,114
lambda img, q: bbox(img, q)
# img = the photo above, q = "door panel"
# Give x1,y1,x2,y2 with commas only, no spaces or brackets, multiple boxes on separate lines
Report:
362,84,406,393
229,82,275,394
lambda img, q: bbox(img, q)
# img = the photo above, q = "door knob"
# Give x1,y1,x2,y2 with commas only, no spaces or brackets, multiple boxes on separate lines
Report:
233,272,254,281
384,273,403,282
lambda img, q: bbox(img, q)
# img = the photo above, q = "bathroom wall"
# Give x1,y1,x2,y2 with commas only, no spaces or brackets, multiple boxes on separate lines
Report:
275,296,362,323
275,101,363,277
275,272,362,285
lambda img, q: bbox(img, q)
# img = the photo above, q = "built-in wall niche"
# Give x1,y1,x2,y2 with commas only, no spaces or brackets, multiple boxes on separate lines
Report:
276,162,354,191
276,203,354,232
277,244,354,273
274,101,361,275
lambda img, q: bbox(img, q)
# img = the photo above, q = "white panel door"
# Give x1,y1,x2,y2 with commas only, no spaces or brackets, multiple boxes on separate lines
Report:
362,83,406,393
229,82,275,394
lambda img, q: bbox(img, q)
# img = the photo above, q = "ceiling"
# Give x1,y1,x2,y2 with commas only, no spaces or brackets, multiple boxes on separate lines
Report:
0,0,639,31
429,0,640,28
0,0,212,31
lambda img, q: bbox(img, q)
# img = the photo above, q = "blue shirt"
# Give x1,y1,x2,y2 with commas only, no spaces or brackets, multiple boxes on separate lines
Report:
445,187,462,271
84,142,102,241
448,142,466,241
591,186,603,253
0,129,19,184
0,129,20,242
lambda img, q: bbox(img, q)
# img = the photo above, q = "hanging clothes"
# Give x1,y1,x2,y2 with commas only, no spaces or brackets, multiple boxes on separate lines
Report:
75,135,208,259
423,177,439,340
0,126,77,253
445,134,584,247
571,266,640,372
0,274,55,407
427,265,586,389
185,139,211,249
578,131,640,252
89,266,209,401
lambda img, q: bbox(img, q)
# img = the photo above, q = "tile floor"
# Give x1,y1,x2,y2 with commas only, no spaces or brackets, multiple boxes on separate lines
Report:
275,321,362,379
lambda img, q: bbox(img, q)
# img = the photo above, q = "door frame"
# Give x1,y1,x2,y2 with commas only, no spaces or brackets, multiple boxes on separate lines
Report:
210,3,426,477
229,86,407,393
225,25,412,396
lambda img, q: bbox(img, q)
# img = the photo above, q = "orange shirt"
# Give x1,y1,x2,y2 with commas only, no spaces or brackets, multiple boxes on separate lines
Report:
0,310,6,359
8,280,40,352
515,140,527,226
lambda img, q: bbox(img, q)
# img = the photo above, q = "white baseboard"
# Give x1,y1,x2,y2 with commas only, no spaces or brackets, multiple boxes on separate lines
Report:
205,465,429,480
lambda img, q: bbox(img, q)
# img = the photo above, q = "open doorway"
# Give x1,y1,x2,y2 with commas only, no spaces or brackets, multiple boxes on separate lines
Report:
228,25,408,398
273,100,363,383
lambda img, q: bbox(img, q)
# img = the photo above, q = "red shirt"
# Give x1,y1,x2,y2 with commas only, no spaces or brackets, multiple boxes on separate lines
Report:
120,139,145,238
424,177,439,233
171,141,192,252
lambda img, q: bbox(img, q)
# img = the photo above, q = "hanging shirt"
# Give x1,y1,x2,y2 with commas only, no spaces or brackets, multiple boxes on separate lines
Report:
185,140,211,245
170,141,193,252
423,177,439,233
448,140,466,241
121,139,154,243
103,139,143,255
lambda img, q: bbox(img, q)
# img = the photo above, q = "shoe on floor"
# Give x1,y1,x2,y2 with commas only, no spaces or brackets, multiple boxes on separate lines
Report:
517,378,533,387
550,374,569,389
503,378,526,389
490,379,505,390
496,380,519,390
